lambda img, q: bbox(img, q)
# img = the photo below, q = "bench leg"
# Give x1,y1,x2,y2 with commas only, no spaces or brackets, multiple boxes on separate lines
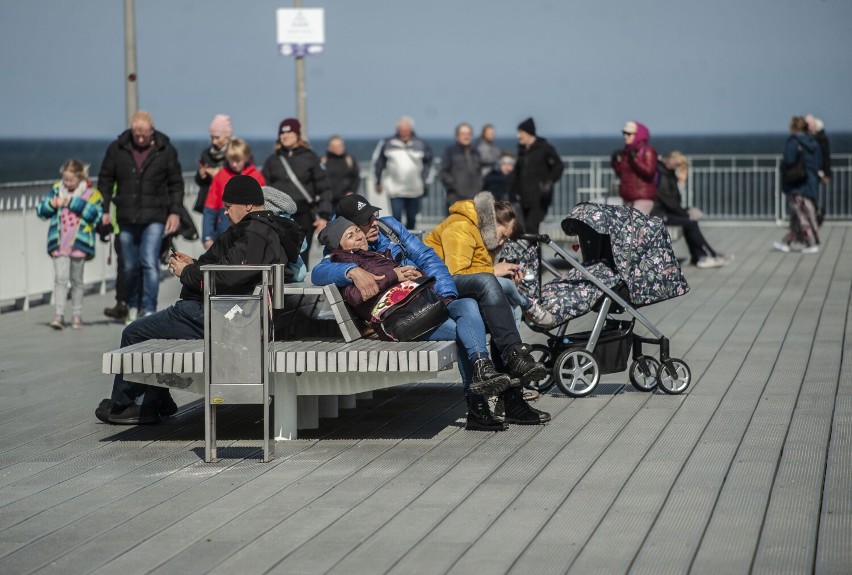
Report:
339,394,357,409
272,373,298,440
297,395,319,429
318,395,338,418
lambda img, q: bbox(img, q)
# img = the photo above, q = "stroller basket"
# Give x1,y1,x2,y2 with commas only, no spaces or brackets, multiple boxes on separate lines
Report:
566,319,633,374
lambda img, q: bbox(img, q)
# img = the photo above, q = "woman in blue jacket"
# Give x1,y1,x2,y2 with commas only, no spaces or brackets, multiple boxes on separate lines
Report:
773,116,822,254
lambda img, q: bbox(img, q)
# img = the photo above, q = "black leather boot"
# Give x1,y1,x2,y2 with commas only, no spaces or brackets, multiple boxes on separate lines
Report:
498,387,551,425
103,301,129,320
505,344,548,387
469,358,512,396
466,395,508,431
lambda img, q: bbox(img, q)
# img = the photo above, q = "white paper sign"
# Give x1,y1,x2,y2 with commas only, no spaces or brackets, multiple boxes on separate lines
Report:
276,8,325,56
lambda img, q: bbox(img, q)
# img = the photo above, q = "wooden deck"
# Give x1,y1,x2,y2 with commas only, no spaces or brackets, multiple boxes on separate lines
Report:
0,223,849,574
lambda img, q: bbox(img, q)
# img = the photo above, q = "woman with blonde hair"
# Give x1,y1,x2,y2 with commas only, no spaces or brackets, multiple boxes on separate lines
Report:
36,159,104,329
652,151,730,268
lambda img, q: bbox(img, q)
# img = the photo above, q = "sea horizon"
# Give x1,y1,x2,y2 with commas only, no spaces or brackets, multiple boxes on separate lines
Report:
2,132,850,184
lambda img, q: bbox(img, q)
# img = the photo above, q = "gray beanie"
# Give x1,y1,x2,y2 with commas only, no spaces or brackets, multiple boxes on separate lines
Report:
318,217,356,249
262,185,298,215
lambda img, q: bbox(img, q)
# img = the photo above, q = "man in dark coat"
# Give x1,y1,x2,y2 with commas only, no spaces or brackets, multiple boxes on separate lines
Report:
321,135,361,212
95,176,304,425
97,111,185,320
507,117,564,233
440,122,482,209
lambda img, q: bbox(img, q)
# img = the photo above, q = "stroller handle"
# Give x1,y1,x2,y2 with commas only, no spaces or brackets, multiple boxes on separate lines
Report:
521,233,551,244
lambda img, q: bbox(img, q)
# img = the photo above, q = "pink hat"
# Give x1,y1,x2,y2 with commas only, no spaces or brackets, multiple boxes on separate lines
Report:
209,114,233,137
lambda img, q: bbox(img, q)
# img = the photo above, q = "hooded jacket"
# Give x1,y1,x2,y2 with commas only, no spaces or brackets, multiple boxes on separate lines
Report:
611,122,658,202
423,192,501,275
261,145,333,219
36,181,104,260
177,210,304,302
97,129,185,225
782,132,822,200
507,137,563,209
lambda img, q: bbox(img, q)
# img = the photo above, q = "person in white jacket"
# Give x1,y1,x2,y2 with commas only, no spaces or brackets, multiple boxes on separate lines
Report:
371,116,433,230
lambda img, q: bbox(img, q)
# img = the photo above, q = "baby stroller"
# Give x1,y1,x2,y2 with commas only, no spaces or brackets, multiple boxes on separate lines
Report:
503,203,692,397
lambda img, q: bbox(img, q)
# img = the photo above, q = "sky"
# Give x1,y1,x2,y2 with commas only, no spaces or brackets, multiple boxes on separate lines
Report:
1,0,851,140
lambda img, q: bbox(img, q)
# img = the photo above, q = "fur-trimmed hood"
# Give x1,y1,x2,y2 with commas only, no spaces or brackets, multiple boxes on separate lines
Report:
424,192,502,276
447,191,500,252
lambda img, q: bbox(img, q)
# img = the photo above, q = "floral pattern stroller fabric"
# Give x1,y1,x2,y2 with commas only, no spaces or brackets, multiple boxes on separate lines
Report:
500,203,692,398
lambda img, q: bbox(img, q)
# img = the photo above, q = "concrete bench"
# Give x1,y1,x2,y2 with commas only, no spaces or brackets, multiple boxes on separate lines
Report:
102,281,457,445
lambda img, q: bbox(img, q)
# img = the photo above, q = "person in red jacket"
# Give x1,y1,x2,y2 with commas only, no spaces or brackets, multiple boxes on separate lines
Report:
202,138,265,248
611,121,658,214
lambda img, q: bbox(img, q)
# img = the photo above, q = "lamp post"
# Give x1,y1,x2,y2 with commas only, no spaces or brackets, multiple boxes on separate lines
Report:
124,0,139,126
294,0,307,140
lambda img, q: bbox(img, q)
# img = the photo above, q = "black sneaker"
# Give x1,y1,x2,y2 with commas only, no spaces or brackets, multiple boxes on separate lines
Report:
466,395,508,431
469,358,512,396
505,345,548,387
95,398,112,423
159,392,178,417
498,387,550,425
107,402,161,425
104,301,129,320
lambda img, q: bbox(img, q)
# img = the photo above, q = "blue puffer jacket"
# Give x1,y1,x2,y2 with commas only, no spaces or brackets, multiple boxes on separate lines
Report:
311,216,458,298
783,133,822,200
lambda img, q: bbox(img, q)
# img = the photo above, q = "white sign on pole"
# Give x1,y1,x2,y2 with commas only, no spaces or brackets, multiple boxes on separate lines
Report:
276,8,325,56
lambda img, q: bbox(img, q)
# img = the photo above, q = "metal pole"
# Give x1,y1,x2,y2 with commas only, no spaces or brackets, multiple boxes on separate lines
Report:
124,0,139,126
294,0,307,140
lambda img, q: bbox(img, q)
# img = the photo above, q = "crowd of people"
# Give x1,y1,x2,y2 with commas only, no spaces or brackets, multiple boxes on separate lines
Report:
34,109,832,430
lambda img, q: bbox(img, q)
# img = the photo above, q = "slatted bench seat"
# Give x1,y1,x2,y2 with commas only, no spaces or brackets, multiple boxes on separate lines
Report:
102,281,458,445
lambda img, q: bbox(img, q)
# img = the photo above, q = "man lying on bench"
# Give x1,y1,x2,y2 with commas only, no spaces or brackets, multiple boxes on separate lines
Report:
95,176,304,425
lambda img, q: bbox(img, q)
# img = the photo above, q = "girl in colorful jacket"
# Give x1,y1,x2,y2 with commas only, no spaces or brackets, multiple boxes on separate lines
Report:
36,159,104,329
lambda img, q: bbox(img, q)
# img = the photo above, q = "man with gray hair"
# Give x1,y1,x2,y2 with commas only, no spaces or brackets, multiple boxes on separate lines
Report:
371,116,433,229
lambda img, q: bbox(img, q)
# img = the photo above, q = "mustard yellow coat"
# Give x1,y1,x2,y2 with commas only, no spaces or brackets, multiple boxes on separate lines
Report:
423,195,499,275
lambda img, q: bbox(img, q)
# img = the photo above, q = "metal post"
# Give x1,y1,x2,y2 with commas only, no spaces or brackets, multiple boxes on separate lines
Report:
124,0,139,126
294,0,307,140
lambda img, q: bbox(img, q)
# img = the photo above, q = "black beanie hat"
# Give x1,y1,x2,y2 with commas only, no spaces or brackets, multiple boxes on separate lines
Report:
517,117,536,137
222,175,264,205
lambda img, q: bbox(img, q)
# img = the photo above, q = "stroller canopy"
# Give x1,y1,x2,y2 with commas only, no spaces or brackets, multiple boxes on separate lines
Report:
562,203,689,306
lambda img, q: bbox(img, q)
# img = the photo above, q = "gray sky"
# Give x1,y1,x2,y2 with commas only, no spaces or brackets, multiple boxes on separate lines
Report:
1,0,850,139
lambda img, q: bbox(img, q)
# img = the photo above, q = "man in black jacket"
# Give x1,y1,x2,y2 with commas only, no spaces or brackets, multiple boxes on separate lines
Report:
95,176,304,425
97,111,185,321
440,123,482,209
321,135,361,212
507,117,564,233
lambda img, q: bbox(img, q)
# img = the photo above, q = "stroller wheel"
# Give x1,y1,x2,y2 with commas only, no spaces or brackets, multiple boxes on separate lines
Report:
554,349,599,397
629,356,661,392
526,344,556,393
657,358,691,394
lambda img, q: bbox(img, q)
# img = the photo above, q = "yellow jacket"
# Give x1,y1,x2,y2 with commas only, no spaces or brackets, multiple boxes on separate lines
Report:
424,192,500,275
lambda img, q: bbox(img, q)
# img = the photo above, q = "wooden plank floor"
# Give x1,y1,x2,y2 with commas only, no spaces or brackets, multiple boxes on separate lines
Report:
0,224,849,574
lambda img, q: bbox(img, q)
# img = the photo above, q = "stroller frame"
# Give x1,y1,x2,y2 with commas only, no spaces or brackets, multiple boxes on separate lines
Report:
521,233,691,397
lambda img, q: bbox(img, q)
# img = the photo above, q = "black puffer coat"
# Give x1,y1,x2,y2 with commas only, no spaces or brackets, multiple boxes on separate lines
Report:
97,129,185,225
507,137,563,209
261,145,333,219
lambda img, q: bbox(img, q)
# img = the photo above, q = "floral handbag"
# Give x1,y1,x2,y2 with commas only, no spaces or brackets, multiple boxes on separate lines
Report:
370,276,448,342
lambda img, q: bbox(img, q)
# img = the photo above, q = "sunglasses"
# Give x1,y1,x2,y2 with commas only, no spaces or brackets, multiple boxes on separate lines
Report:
622,131,635,136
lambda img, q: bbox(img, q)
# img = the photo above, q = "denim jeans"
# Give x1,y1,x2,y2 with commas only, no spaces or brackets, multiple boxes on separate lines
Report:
390,197,421,230
453,273,522,362
110,299,205,409
418,297,487,396
119,222,165,314
497,276,528,327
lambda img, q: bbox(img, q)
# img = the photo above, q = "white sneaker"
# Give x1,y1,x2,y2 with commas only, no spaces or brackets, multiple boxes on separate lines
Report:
524,300,556,328
773,241,791,253
802,245,819,254
126,307,139,325
695,256,722,269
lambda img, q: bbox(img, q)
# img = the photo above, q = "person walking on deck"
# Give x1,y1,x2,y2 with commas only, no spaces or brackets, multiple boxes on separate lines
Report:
321,135,361,213
440,122,482,210
193,114,233,214
372,116,433,230
507,117,563,234
97,111,184,323
611,120,658,215
476,123,501,177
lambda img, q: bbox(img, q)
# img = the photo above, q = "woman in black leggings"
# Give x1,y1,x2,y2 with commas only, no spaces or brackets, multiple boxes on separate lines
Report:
652,152,731,269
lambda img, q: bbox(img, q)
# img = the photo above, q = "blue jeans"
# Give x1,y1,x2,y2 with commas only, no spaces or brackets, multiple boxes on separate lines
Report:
418,297,487,396
110,299,205,409
119,222,165,314
497,276,529,327
453,273,523,363
390,197,421,230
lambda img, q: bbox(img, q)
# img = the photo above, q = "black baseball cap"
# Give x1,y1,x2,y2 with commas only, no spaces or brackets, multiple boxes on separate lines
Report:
335,194,380,226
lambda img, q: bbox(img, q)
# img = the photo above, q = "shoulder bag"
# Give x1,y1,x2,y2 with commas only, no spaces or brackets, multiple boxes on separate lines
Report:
279,155,318,220
370,276,448,342
782,145,807,189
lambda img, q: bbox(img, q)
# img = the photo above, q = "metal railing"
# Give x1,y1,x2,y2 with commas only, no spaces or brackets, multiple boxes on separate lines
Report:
2,153,850,311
